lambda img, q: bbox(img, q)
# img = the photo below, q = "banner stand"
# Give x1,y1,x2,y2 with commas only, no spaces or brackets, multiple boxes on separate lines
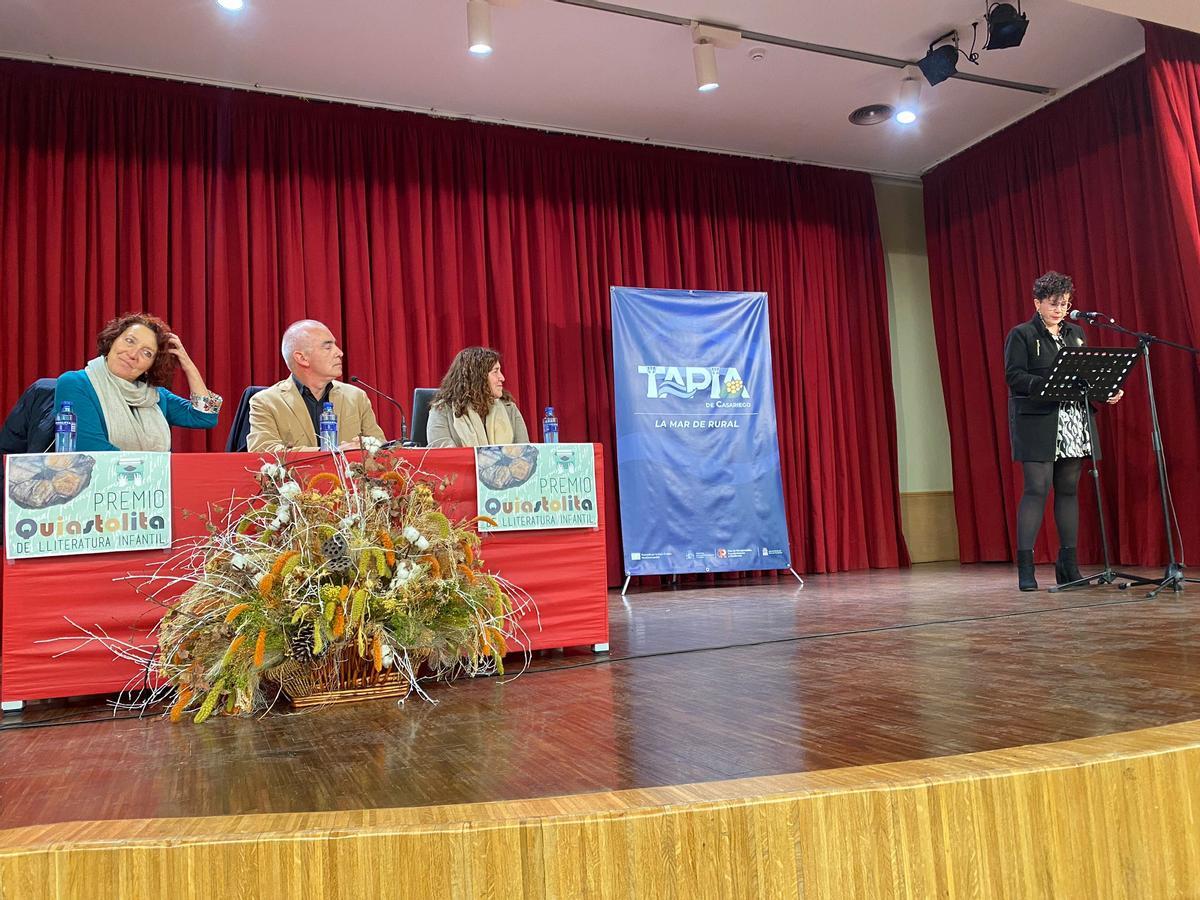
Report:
610,287,800,595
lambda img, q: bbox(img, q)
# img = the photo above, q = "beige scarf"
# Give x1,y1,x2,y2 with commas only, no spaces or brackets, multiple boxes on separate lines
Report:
450,400,515,447
84,356,172,452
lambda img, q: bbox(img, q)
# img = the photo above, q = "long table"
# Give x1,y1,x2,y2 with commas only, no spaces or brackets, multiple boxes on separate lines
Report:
1,447,609,704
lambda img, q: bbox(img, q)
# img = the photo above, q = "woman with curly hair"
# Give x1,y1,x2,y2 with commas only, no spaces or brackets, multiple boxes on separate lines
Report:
425,347,529,448
54,313,222,451
1004,271,1123,591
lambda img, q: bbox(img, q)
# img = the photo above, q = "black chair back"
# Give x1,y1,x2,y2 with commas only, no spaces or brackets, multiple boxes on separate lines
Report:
1,377,58,454
225,386,268,452
409,388,438,447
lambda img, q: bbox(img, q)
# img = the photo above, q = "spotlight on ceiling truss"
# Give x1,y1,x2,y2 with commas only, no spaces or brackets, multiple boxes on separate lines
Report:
917,31,961,86
984,2,1029,50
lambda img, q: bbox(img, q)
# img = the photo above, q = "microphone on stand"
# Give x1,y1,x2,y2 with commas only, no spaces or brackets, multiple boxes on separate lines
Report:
349,375,409,444
1069,310,1114,324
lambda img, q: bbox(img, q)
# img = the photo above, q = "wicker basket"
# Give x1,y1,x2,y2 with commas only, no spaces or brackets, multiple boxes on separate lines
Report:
265,650,411,708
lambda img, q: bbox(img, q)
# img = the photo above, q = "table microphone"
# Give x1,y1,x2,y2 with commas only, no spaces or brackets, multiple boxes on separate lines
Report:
1069,310,1114,324
349,375,409,443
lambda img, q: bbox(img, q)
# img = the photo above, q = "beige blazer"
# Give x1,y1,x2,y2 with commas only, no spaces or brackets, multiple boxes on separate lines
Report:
247,378,386,453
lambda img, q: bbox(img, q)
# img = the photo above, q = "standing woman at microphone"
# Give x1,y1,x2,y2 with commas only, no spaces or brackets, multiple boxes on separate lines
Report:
1004,271,1124,591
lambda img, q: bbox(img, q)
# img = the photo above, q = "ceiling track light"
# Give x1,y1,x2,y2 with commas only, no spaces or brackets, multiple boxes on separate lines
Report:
467,0,494,56
689,22,741,93
984,1,1029,50
550,0,1051,95
895,67,921,124
693,41,719,91
917,31,963,86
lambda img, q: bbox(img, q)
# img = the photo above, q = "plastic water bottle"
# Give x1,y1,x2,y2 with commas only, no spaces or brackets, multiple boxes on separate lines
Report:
54,401,77,453
542,406,559,444
318,402,339,450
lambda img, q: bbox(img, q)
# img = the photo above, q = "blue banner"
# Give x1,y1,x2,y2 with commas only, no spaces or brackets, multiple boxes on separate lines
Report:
610,287,792,576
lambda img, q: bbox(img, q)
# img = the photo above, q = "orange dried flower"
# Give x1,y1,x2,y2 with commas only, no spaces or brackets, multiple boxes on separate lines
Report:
169,688,193,723
337,585,350,602
372,633,383,672
224,602,251,625
420,554,442,580
378,530,396,567
380,470,406,484
253,628,267,667
228,634,247,655
269,550,299,579
258,573,276,596
466,515,499,529
489,627,507,658
457,563,476,585
332,605,346,638
306,472,340,493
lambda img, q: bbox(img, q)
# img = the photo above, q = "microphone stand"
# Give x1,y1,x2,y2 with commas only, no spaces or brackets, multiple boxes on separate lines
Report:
1087,317,1200,598
349,375,409,444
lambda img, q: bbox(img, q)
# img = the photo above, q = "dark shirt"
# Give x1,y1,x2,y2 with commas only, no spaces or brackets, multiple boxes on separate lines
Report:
292,376,332,436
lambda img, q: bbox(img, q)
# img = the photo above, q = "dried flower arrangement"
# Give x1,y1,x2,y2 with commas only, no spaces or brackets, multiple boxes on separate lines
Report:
141,444,529,723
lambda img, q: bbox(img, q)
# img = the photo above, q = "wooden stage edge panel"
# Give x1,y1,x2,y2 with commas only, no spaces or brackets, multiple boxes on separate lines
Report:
2,719,1197,899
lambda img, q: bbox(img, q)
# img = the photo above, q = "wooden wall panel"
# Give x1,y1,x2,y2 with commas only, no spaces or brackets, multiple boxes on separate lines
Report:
900,491,959,562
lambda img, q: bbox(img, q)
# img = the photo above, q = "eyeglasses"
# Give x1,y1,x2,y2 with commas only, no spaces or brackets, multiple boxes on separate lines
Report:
1042,297,1072,309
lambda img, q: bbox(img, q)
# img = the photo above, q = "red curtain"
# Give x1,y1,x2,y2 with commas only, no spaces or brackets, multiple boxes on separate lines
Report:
0,60,908,584
923,57,1200,565
1145,23,1200,352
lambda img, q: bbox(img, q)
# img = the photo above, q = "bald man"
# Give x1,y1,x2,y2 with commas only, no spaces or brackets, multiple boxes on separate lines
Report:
246,320,386,454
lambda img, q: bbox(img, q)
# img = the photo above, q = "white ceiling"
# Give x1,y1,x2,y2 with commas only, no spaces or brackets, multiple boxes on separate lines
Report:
0,1,1150,176
1071,0,1200,33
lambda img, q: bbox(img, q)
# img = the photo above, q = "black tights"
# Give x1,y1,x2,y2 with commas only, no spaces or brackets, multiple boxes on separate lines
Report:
1017,459,1084,552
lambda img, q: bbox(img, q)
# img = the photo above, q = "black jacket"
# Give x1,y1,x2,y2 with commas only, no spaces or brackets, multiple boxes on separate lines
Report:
1004,314,1097,462
0,378,57,455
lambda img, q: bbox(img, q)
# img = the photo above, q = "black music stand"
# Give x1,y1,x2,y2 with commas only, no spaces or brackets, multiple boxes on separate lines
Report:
1038,347,1139,591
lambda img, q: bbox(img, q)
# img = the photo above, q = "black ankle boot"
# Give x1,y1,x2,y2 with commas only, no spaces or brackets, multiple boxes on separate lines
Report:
1056,547,1083,586
1017,550,1038,592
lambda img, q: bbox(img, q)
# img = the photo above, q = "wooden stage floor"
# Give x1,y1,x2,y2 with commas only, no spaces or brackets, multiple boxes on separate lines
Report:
2,561,1199,831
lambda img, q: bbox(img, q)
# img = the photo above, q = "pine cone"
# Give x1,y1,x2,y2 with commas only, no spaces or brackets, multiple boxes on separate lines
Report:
289,621,317,663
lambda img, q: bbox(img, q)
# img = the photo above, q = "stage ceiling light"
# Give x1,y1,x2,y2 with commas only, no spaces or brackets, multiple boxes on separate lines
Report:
984,2,1029,50
693,41,719,92
688,22,741,93
216,0,244,10
895,67,921,125
918,42,959,86
467,0,493,56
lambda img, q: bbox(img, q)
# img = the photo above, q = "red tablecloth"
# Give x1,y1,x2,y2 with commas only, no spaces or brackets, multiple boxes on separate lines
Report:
1,448,608,702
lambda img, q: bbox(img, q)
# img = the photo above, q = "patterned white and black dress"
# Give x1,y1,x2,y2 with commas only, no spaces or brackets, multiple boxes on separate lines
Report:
1050,330,1091,459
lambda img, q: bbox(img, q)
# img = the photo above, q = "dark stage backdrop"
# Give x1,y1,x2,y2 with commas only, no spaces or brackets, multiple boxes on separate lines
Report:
0,60,909,584
923,55,1200,566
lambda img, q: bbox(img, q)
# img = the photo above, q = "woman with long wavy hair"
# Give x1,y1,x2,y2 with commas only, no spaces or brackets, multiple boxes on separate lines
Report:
425,347,529,448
